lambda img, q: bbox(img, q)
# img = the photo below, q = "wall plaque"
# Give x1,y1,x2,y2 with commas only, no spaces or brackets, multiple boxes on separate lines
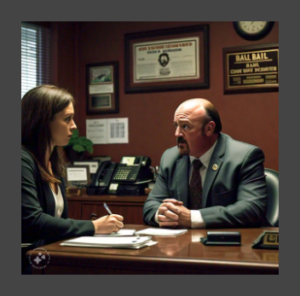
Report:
223,43,279,94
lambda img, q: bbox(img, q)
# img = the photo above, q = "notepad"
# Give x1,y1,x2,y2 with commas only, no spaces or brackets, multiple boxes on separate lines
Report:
135,228,188,236
94,229,136,237
60,236,157,249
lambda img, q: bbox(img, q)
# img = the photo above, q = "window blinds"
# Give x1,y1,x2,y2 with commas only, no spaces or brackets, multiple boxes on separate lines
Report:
21,22,52,98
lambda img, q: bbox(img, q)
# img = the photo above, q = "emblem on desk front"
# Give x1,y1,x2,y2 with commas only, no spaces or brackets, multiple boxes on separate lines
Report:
28,247,51,269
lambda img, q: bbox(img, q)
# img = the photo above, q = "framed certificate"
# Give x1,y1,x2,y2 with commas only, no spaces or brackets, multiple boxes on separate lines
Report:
86,61,119,114
124,25,209,93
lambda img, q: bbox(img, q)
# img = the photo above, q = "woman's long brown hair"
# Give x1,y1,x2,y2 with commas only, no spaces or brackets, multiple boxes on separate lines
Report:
22,85,75,184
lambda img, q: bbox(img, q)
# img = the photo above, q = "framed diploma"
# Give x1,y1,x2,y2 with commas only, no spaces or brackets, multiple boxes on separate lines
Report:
86,61,119,114
124,25,209,93
223,43,279,94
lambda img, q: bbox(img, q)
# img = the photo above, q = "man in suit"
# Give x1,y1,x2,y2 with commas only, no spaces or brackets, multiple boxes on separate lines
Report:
143,98,269,228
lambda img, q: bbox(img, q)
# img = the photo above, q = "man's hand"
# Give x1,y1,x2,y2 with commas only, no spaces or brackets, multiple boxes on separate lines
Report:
157,200,181,227
158,199,191,228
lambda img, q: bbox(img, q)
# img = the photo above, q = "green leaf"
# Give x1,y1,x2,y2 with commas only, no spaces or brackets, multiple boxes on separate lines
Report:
73,144,86,152
69,138,77,145
84,139,94,146
78,137,86,145
86,146,93,154
72,129,79,138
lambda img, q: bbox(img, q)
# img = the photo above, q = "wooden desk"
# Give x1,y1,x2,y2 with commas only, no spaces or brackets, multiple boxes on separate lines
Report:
28,225,279,274
67,195,147,224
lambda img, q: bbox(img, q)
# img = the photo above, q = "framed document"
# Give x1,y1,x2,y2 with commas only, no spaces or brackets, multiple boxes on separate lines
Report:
223,43,279,94
65,165,91,187
86,61,119,114
124,25,209,93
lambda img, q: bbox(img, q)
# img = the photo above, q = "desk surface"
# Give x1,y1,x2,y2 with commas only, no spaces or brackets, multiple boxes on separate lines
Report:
29,225,279,274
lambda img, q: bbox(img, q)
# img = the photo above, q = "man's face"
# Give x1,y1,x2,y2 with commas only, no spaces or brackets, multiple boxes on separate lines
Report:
173,102,208,156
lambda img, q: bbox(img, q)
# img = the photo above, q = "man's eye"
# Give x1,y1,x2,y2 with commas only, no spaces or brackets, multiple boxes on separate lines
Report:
182,125,189,130
65,117,71,122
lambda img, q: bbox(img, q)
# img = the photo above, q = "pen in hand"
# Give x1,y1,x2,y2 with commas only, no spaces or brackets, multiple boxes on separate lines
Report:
103,203,113,215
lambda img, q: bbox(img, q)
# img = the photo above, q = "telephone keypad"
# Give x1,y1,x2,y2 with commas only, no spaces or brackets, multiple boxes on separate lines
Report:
114,167,137,180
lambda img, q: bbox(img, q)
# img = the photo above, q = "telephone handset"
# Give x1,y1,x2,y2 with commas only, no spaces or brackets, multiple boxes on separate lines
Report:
87,161,117,195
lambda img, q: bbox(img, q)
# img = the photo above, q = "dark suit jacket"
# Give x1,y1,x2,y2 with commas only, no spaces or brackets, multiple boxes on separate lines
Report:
143,133,269,228
22,147,94,252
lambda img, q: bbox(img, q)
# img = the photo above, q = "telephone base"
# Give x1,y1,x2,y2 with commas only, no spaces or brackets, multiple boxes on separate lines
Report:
86,186,108,196
111,183,149,196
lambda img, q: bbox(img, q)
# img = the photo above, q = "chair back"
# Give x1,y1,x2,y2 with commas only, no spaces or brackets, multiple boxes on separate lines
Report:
265,168,279,227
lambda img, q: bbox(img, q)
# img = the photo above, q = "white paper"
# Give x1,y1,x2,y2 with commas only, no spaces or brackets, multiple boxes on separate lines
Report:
73,161,99,174
133,37,199,83
86,119,107,144
135,228,188,236
94,229,136,237
86,118,129,144
66,167,88,181
107,118,129,143
60,236,154,249
89,84,113,94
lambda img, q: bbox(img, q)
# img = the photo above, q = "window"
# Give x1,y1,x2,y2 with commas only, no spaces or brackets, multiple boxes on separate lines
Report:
21,22,52,98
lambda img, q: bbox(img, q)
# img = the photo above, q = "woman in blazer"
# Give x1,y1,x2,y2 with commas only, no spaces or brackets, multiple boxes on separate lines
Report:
21,85,124,274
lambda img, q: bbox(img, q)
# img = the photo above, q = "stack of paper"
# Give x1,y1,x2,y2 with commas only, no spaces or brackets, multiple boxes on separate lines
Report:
135,228,188,236
60,236,157,249
94,229,136,237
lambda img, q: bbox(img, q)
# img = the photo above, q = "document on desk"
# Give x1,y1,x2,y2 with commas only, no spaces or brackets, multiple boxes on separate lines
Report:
94,229,136,237
135,228,188,236
60,236,157,249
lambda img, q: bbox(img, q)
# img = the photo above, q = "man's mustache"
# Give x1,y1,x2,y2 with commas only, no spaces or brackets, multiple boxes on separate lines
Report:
177,137,187,144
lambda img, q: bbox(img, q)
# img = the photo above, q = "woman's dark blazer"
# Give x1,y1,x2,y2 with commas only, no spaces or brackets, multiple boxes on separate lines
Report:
22,147,95,248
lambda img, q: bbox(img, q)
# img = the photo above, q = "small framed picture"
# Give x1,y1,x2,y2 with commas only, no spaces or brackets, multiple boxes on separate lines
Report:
65,165,91,188
86,61,119,115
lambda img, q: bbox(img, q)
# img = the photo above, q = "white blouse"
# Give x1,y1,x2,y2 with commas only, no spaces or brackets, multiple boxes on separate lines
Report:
49,185,64,218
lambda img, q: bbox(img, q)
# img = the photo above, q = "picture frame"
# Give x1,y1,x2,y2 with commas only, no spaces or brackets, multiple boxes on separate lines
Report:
65,165,91,188
86,61,119,114
223,43,279,94
124,25,209,93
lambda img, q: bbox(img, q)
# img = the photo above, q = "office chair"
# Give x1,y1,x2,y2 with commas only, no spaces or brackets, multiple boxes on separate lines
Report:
264,168,279,227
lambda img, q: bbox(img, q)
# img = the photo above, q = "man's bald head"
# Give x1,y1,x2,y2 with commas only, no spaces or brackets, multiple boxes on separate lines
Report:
176,98,222,134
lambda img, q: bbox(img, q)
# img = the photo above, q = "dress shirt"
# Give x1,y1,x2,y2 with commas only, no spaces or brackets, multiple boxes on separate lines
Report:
155,139,218,228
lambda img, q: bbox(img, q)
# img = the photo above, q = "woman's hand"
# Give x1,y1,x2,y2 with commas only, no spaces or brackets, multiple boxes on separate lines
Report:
92,214,124,234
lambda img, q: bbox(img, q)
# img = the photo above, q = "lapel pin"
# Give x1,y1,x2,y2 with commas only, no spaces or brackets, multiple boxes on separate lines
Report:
212,164,218,171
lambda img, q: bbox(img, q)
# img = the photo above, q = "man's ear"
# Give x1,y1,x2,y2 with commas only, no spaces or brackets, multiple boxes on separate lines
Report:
205,121,215,136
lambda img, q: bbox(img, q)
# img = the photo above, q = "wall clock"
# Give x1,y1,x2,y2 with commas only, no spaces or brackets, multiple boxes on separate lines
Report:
233,21,274,41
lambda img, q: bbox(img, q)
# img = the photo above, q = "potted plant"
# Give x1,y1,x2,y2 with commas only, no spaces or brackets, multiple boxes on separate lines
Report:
64,129,94,163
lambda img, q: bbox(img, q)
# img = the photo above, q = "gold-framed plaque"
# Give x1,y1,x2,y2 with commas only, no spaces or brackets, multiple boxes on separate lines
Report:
223,43,279,94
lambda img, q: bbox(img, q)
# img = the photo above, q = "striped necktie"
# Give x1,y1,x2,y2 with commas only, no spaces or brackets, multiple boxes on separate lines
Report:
190,159,203,209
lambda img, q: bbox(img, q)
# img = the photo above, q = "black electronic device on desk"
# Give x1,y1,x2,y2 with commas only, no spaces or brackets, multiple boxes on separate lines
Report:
86,161,117,195
108,156,153,195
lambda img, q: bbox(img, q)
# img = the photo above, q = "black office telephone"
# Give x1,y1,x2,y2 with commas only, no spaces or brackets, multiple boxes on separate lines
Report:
108,156,153,195
86,161,117,195
87,156,153,195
